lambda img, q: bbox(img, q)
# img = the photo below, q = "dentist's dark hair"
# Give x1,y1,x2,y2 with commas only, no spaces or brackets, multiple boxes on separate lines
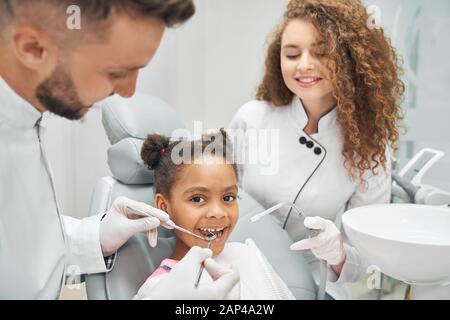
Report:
141,129,238,199
0,0,195,40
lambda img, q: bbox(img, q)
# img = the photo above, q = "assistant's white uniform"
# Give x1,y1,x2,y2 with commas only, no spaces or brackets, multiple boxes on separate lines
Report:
229,98,391,299
0,77,110,299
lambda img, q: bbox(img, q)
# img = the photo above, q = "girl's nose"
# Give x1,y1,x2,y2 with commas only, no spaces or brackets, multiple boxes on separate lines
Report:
206,203,227,219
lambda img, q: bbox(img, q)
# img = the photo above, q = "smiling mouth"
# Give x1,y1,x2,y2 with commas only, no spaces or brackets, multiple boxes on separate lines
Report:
196,226,229,240
296,77,322,84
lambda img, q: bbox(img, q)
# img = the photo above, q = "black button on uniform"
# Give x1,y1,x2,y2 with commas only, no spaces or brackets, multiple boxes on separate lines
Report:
306,141,314,149
299,137,307,145
314,147,322,155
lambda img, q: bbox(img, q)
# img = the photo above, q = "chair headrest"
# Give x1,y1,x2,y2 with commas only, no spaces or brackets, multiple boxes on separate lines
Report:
101,93,185,185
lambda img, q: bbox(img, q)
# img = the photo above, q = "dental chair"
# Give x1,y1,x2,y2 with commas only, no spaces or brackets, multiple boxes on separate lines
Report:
84,93,317,300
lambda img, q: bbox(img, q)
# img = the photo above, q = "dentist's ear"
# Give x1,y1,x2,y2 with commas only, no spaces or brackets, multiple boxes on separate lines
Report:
11,26,56,72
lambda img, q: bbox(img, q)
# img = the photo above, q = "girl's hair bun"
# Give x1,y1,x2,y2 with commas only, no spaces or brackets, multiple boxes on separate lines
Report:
141,133,171,170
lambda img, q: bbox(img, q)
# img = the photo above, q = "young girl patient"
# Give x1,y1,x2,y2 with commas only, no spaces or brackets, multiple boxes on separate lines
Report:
139,129,295,300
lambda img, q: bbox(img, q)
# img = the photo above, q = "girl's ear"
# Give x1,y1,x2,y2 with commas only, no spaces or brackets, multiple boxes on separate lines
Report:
155,193,171,215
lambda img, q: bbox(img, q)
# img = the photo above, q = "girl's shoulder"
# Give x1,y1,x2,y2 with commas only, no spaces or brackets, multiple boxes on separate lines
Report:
148,258,178,279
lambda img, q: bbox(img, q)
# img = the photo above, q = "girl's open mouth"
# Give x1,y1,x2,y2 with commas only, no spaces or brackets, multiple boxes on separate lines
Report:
196,227,229,241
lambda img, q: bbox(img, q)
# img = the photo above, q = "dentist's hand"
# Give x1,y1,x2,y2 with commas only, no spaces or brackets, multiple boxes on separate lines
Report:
99,197,172,256
290,217,346,266
134,247,240,300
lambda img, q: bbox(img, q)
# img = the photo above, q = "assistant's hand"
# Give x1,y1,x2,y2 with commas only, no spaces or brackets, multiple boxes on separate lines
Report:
134,247,240,300
99,196,172,256
290,216,346,266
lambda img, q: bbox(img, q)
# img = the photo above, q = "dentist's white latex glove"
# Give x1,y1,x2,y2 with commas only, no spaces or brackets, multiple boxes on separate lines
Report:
290,216,346,266
134,247,240,300
100,196,172,256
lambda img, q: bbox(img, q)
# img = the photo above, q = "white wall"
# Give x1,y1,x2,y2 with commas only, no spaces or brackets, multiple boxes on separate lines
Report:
137,0,290,131
44,0,450,219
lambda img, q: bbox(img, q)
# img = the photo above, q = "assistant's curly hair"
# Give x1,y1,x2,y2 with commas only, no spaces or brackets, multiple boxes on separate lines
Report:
257,0,405,180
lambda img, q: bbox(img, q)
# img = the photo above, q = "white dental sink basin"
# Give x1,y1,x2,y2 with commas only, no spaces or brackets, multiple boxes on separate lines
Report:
342,204,450,286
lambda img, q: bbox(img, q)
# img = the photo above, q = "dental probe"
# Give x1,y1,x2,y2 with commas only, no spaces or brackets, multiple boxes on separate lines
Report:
126,205,207,241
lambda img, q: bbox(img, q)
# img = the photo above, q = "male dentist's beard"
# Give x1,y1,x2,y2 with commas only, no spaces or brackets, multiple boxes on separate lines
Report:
36,65,92,121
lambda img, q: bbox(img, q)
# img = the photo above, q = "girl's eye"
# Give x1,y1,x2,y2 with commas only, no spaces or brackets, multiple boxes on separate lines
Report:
191,196,205,203
223,195,236,202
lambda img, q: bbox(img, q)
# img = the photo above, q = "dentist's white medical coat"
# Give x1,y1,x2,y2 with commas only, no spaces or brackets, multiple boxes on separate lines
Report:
0,77,109,299
229,98,391,299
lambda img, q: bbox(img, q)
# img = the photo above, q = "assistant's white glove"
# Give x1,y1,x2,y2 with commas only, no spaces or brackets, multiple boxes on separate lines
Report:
99,196,172,256
290,216,346,266
134,247,240,300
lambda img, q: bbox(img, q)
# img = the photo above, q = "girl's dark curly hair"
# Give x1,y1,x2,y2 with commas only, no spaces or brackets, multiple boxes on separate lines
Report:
257,0,405,180
141,128,238,199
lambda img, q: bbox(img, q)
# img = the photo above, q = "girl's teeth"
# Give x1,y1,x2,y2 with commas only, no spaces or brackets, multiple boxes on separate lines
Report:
198,227,226,238
199,227,224,232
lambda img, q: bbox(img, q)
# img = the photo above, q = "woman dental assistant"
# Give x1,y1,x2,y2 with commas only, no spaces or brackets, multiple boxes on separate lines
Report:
229,0,404,299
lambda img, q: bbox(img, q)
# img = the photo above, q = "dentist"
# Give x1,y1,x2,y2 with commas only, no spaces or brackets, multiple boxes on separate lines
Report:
229,0,404,299
0,0,238,299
